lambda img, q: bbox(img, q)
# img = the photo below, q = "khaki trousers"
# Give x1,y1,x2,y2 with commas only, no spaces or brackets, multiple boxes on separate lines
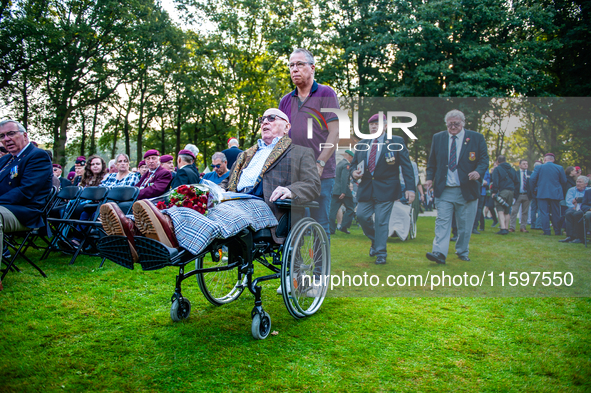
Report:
0,206,28,261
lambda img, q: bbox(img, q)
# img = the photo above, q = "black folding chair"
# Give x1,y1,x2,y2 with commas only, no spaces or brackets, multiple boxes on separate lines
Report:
1,186,59,281
43,186,109,263
41,186,83,260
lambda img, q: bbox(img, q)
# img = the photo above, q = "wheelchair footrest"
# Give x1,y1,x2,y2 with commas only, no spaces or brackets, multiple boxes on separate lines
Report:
97,236,135,270
134,237,188,271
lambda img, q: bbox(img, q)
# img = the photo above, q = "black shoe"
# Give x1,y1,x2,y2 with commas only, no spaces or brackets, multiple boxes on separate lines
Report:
338,227,351,235
472,229,480,235
496,229,508,235
375,256,387,265
491,222,498,228
426,252,446,264
570,239,583,244
450,236,458,242
458,255,471,261
559,237,573,243
369,246,377,257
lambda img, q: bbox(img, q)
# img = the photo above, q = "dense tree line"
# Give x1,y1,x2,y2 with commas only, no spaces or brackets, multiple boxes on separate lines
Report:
1,0,589,169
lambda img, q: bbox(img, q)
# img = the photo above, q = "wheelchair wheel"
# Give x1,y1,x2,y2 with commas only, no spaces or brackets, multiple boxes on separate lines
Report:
409,207,417,239
251,311,271,340
196,252,246,306
281,218,330,319
170,298,191,321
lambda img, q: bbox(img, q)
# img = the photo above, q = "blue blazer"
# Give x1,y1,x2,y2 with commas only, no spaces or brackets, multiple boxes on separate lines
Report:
581,188,591,213
530,162,566,201
426,130,489,202
513,169,534,199
0,144,53,228
349,135,415,203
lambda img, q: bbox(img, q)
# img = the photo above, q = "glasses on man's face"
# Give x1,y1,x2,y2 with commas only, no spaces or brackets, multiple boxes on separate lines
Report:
287,61,312,70
210,164,222,169
446,121,462,129
53,168,60,171
258,114,284,124
0,130,21,140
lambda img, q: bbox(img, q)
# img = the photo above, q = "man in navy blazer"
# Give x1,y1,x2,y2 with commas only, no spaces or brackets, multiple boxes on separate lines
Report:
0,120,53,275
425,109,489,264
530,152,567,235
509,159,533,233
350,113,415,265
170,149,201,189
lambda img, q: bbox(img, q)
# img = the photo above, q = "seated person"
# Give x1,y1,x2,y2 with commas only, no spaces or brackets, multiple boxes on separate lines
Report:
101,153,140,187
0,120,53,285
135,149,172,199
71,156,86,186
170,149,200,189
100,108,320,261
137,160,148,177
202,152,230,184
561,176,591,243
53,164,71,189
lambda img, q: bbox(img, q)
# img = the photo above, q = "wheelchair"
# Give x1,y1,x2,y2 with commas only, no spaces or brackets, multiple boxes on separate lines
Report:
97,199,330,339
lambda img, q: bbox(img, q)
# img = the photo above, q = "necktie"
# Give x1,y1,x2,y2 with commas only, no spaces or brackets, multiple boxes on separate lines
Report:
449,136,457,172
0,155,15,176
368,138,378,173
522,171,527,191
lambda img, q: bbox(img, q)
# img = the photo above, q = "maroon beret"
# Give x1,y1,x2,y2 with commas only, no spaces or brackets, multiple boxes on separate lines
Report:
75,156,86,165
178,149,195,159
160,154,174,163
368,113,386,123
67,171,76,180
143,149,160,159
138,160,146,167
52,164,62,170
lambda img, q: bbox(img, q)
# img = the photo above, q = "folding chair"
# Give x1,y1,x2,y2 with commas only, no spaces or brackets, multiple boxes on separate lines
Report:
42,186,108,263
584,211,591,248
1,186,58,282
40,186,83,260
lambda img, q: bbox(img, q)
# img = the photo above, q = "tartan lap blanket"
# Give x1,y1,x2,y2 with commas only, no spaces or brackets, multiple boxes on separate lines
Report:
162,199,278,256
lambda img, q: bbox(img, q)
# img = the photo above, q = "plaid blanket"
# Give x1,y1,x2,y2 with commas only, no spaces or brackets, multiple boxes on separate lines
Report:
163,199,277,255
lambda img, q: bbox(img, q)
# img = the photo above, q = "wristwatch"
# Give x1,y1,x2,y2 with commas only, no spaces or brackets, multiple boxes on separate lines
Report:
316,160,326,167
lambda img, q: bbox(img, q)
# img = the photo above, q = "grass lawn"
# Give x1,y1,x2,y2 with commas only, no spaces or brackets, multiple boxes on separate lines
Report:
1,216,590,392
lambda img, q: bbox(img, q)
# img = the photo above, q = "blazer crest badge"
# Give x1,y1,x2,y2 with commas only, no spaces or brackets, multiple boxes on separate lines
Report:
469,152,476,161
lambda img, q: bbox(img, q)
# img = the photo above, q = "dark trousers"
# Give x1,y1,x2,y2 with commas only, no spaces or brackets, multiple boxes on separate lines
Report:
565,208,585,240
473,194,485,230
329,195,355,233
538,198,561,235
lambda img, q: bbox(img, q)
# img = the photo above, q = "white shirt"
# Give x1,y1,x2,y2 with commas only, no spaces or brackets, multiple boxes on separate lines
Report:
446,128,464,187
237,136,281,192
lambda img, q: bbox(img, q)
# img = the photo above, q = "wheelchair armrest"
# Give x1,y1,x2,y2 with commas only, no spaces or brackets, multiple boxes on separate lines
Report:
274,199,319,209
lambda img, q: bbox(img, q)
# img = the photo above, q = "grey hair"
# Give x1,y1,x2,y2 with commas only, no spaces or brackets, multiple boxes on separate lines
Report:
577,175,590,185
116,153,130,162
211,152,227,162
228,138,239,147
184,143,199,157
178,154,194,164
0,119,26,133
108,159,116,168
444,110,466,124
290,48,315,65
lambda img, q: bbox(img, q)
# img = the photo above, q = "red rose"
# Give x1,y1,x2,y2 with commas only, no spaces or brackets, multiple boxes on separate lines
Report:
156,201,167,210
177,185,190,195
182,199,193,208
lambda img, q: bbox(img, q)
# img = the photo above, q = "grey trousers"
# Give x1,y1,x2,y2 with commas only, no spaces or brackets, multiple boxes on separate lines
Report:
357,200,394,258
0,206,29,263
432,187,478,258
510,194,530,230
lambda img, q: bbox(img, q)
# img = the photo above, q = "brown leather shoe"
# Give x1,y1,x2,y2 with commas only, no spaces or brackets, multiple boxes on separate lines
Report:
100,202,139,263
520,228,529,233
508,228,515,232
133,200,179,248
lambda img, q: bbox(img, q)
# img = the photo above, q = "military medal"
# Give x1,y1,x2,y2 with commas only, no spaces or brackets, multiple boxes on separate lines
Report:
385,151,396,165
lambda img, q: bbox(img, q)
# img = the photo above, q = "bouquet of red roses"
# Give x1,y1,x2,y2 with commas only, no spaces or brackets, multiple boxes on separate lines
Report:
155,184,214,215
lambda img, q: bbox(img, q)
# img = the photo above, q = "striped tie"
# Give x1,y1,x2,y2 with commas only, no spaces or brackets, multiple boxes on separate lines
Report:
522,171,527,191
368,138,378,173
449,136,457,172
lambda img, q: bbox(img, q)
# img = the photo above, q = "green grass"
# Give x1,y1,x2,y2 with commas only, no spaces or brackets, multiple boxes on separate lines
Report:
1,217,590,392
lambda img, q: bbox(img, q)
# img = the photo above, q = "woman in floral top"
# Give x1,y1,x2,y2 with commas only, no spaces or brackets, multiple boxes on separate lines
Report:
101,153,140,187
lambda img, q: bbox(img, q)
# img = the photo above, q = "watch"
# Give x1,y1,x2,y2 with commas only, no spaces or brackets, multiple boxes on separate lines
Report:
316,160,326,167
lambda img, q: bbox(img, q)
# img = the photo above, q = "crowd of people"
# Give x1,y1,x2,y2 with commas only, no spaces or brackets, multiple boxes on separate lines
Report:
1,48,589,292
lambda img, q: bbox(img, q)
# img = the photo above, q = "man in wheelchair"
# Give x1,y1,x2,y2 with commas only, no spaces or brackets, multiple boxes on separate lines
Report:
100,108,320,260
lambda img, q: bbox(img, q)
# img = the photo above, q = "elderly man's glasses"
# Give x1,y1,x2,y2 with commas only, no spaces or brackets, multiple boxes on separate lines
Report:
287,61,312,70
258,114,284,124
0,130,21,140
446,121,462,128
210,164,222,169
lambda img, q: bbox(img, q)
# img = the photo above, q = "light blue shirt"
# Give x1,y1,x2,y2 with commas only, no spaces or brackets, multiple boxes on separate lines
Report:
237,136,281,192
565,186,589,210
446,129,464,187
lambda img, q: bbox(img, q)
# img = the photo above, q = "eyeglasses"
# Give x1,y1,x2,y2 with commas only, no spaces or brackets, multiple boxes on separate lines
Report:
210,164,222,169
446,122,462,128
0,130,21,140
287,61,313,70
258,114,285,124
53,168,60,171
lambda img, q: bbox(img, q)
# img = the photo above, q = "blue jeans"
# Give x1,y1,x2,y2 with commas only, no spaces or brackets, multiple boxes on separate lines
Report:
311,178,335,239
